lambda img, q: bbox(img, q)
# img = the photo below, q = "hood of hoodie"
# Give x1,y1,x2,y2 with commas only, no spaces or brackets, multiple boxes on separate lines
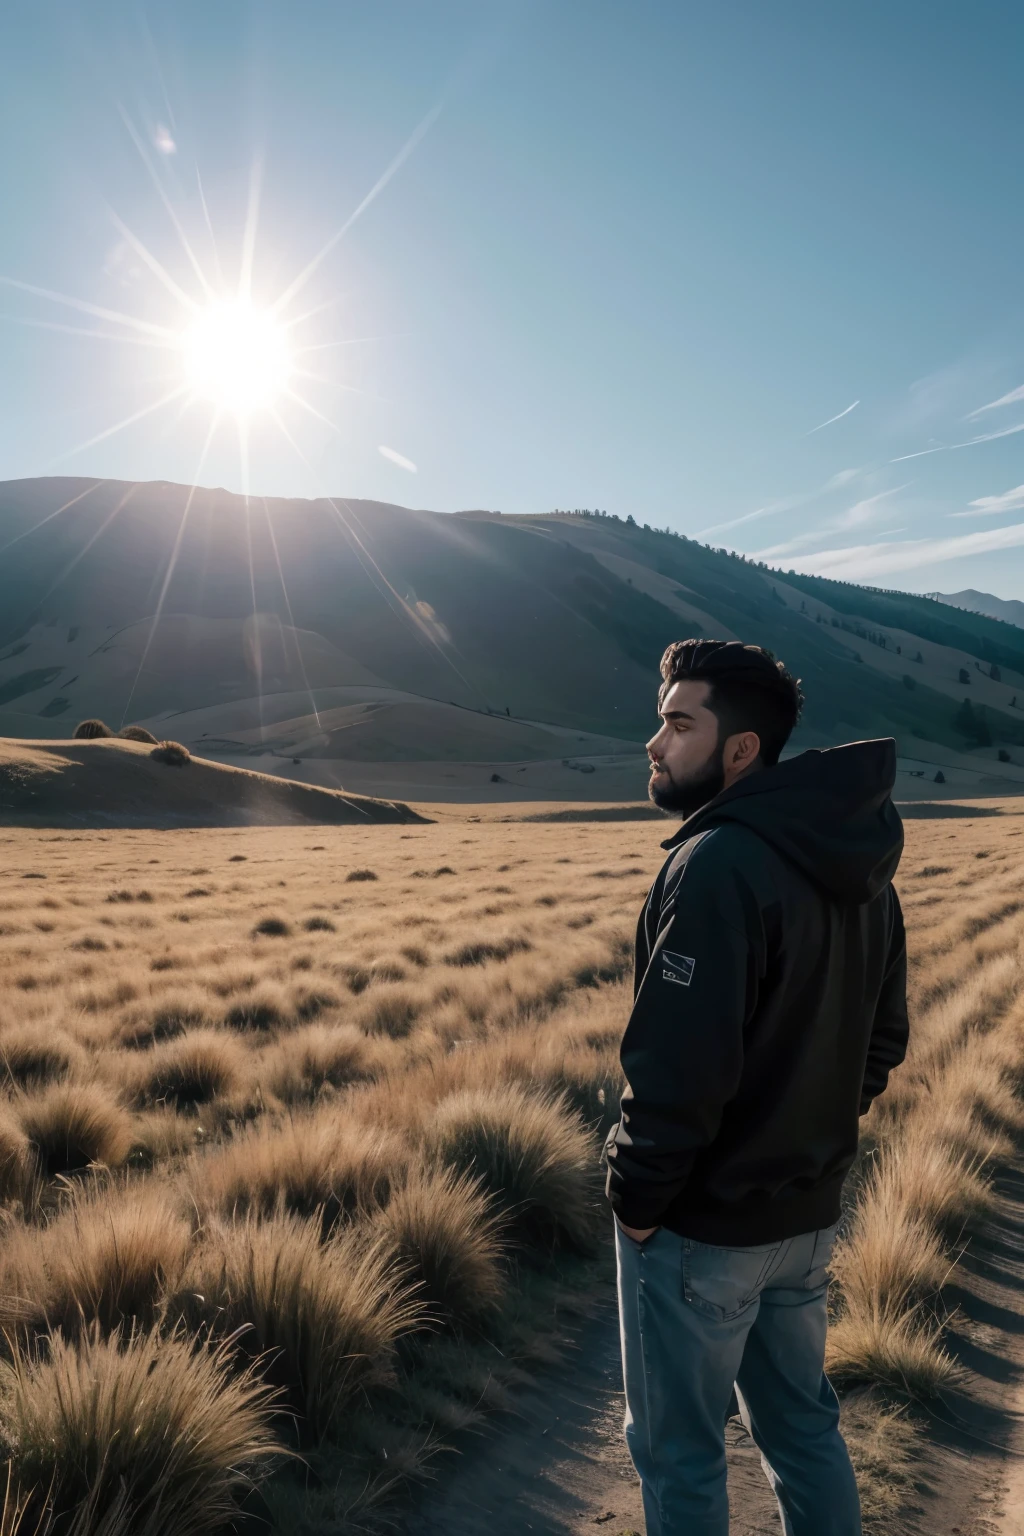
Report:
662,738,903,904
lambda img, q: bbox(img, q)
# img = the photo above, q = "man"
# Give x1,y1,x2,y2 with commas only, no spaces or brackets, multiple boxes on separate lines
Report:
605,639,908,1536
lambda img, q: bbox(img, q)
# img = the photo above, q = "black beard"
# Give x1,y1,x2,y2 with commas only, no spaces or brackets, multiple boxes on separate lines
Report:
648,753,726,819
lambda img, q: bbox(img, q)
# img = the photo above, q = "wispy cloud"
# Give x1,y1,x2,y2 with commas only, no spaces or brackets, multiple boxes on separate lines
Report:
696,467,866,539
834,485,909,530
950,483,1024,518
696,502,788,538
378,444,417,473
153,124,176,155
890,419,1024,462
967,383,1024,419
806,400,859,435
777,518,1024,581
754,485,906,560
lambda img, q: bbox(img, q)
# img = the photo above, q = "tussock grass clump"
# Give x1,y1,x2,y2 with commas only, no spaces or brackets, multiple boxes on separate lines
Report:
130,1030,245,1111
118,991,212,1049
221,980,288,1033
444,935,532,967
826,1296,960,1397
345,869,378,883
17,1084,133,1181
150,741,190,766
356,985,421,1039
252,916,290,939
70,934,108,953
377,1168,505,1331
263,1023,380,1104
118,726,158,744
880,1130,996,1237
0,1328,280,1536
289,983,341,1022
174,1215,421,1438
191,1112,409,1231
0,1189,191,1339
303,914,336,932
0,1109,36,1207
72,720,112,740
0,1027,86,1090
837,1174,949,1304
424,1085,598,1256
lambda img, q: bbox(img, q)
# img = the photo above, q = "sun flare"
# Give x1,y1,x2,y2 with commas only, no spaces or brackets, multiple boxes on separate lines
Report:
182,298,292,416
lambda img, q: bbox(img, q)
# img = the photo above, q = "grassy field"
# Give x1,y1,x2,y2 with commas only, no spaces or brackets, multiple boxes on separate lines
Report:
0,806,1020,1531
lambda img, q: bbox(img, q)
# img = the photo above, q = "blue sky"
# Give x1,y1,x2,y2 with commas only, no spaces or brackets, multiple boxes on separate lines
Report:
5,3,1024,596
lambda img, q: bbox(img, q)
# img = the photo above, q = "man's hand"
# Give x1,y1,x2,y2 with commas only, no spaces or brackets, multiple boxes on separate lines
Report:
616,1219,660,1243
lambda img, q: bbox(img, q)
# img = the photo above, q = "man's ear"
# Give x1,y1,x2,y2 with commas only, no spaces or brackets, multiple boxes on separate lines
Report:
726,730,761,775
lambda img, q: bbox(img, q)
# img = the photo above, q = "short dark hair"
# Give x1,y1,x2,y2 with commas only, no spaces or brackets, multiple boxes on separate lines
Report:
659,639,803,767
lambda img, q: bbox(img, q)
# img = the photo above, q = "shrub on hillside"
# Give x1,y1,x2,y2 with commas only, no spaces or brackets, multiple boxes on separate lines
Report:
172,1214,421,1439
150,741,191,766
72,720,113,740
118,726,158,744
17,1083,133,1181
0,1328,280,1536
424,1084,598,1256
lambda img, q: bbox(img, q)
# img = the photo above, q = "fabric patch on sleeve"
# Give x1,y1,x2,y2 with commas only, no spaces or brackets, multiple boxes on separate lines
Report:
661,950,695,987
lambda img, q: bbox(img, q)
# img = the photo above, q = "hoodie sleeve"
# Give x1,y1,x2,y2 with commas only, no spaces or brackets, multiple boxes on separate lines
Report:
605,832,762,1229
859,887,908,1116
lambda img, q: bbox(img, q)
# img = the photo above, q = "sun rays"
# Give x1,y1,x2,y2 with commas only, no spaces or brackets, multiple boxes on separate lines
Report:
0,97,485,735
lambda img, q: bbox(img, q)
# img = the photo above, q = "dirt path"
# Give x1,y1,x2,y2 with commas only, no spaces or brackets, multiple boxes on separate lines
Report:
401,1266,781,1536
404,1158,1024,1536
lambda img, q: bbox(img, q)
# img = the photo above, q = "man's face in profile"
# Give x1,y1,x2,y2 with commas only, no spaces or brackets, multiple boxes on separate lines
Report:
646,679,726,817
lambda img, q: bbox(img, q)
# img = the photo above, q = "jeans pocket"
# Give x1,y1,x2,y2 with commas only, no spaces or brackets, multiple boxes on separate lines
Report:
682,1239,782,1321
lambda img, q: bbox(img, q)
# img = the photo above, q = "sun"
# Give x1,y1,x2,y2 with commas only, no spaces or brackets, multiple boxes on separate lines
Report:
182,298,292,416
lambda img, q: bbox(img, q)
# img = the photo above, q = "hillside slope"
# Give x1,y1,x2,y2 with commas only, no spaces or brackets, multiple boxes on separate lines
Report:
3,478,1024,765
0,737,425,827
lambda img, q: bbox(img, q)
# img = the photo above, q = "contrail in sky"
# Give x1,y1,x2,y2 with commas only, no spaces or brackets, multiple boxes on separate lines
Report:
806,400,860,435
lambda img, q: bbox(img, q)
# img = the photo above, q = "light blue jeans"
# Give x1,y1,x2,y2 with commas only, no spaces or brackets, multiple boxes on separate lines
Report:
615,1222,860,1536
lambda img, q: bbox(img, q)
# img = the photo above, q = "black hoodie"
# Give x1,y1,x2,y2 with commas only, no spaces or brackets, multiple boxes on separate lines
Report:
605,738,908,1244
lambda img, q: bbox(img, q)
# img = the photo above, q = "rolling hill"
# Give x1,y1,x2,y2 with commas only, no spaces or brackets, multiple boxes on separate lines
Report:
0,736,425,827
3,478,1024,786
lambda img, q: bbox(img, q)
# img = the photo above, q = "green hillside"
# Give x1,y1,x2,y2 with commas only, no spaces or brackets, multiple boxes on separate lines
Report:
0,479,1021,765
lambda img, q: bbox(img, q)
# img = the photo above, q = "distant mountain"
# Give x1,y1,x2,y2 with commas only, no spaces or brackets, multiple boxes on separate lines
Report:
929,588,1024,632
4,477,1024,762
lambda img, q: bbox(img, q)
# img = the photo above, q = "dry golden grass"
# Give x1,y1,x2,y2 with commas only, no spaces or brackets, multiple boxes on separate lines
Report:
0,1328,280,1536
0,806,1020,1529
831,810,1024,1400
172,1214,420,1438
